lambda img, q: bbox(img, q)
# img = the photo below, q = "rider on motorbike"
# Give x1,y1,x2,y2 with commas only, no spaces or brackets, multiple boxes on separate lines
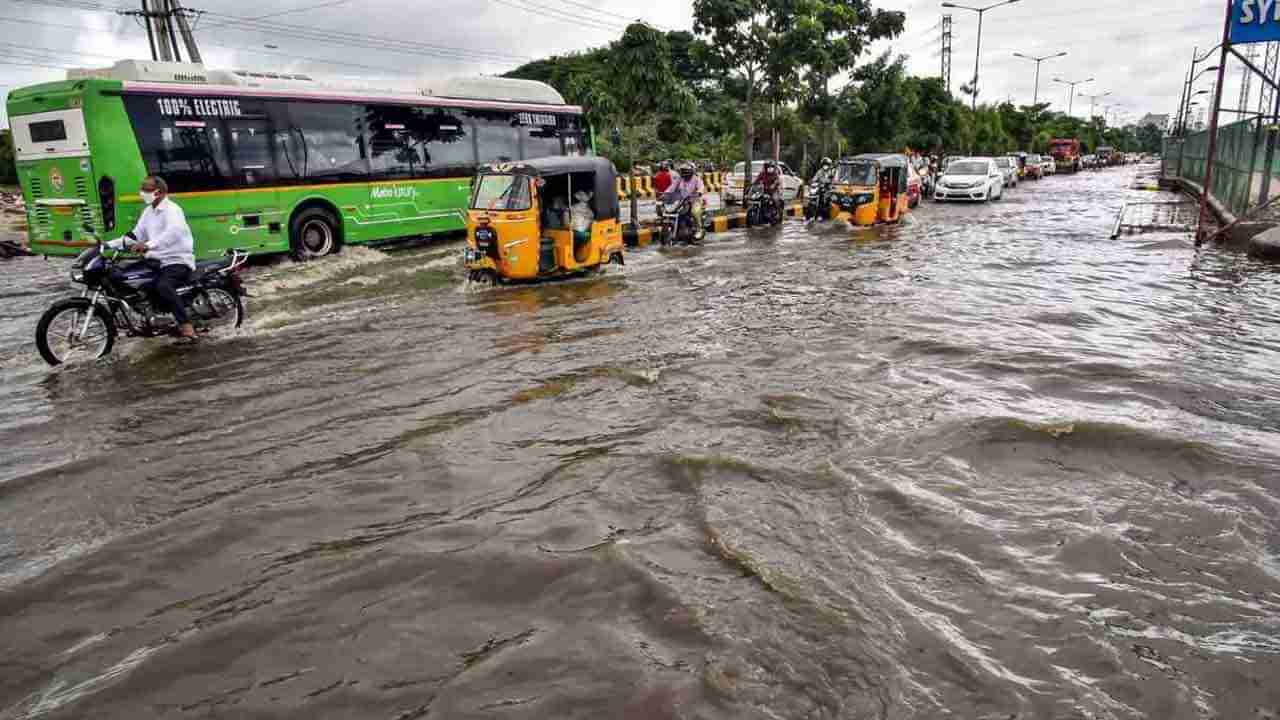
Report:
662,162,705,241
813,157,835,185
753,161,784,220
106,175,197,340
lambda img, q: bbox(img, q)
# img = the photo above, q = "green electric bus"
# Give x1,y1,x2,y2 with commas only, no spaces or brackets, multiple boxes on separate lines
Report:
6,63,590,259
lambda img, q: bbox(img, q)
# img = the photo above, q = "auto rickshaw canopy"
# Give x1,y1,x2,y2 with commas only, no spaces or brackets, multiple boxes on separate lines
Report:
852,153,910,189
477,156,620,222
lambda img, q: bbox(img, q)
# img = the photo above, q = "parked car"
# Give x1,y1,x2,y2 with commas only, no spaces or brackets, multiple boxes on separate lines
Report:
934,157,1004,202
1025,154,1045,180
994,156,1019,188
1081,154,1099,169
724,161,803,204
1041,157,1057,176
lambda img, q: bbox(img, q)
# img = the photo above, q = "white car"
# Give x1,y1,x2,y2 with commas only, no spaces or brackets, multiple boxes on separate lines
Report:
934,157,1004,202
724,160,803,204
994,156,1019,188
1042,157,1057,176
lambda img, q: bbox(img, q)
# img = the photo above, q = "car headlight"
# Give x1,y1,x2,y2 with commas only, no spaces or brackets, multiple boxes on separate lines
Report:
70,269,84,283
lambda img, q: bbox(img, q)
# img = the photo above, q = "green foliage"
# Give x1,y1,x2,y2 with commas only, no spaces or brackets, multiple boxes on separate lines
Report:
0,130,15,185
694,0,904,165
503,12,1155,173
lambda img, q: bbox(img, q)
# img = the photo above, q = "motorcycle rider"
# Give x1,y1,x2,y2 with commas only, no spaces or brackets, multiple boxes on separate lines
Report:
107,175,197,340
807,157,836,221
662,162,705,241
813,157,835,185
654,161,674,195
752,160,784,222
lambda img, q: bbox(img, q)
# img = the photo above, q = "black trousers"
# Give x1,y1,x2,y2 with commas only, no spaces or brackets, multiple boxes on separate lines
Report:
153,264,193,324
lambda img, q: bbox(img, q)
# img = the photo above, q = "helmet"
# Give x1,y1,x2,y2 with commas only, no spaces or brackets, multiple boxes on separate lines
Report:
764,161,778,175
820,157,833,167
678,162,696,179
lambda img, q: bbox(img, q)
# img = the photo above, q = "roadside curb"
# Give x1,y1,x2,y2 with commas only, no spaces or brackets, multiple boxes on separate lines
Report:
624,203,805,247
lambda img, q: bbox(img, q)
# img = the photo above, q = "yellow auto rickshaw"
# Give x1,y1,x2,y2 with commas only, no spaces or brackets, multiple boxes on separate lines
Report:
829,154,911,226
464,157,625,282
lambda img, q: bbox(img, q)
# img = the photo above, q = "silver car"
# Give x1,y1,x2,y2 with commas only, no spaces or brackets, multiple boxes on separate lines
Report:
934,157,1005,202
994,156,1019,188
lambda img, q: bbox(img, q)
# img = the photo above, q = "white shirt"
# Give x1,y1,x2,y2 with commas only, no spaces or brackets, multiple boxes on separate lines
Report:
108,197,195,269
571,200,594,233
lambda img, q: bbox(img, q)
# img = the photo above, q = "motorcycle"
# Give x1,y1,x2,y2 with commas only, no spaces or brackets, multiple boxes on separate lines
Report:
804,180,833,222
745,184,783,228
656,195,703,245
35,226,249,366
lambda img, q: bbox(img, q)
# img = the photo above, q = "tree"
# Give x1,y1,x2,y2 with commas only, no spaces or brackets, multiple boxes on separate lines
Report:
1136,123,1164,155
837,52,914,152
693,0,775,167
796,1,905,158
903,76,963,152
0,130,15,186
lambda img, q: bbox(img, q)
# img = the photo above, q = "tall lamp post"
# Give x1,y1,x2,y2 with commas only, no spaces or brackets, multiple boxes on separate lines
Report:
1053,76,1094,116
942,0,1022,111
1181,66,1219,134
1012,51,1066,106
1078,91,1113,120
1183,89,1210,133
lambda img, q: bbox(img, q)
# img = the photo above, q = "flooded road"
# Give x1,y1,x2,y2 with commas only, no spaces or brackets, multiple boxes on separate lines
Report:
1,166,1279,719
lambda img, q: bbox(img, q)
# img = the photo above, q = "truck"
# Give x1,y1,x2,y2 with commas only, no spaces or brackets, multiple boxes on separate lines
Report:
1048,138,1082,174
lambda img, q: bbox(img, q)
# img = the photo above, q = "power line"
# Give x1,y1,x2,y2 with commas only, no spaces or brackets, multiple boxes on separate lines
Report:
480,0,629,33
198,0,353,30
189,11,535,63
4,0,535,64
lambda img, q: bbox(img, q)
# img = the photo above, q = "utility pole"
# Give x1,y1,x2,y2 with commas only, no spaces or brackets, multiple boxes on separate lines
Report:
1054,76,1094,117
172,0,202,63
1258,41,1280,117
941,14,953,95
941,0,1021,110
1079,91,1112,120
1013,51,1066,106
119,0,202,63
1239,44,1258,115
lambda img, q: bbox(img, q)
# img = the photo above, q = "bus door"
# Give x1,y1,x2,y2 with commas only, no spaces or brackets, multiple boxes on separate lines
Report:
227,117,281,252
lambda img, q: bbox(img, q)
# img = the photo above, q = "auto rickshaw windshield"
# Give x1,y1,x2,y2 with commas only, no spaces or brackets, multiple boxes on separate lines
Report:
836,161,878,186
472,174,532,211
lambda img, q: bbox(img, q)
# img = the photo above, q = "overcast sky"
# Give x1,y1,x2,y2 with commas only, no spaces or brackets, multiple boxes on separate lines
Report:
0,0,1251,129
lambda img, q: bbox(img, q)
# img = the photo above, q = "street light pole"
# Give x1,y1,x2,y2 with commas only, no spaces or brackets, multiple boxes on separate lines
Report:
1079,91,1112,120
1013,51,1067,106
1053,77,1094,116
942,0,1022,111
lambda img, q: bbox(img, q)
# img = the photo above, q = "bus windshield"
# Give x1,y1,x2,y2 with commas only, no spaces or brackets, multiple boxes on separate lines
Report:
836,161,878,186
472,174,532,210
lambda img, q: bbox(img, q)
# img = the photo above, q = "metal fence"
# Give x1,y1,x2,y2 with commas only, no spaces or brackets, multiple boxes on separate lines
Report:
1163,117,1280,218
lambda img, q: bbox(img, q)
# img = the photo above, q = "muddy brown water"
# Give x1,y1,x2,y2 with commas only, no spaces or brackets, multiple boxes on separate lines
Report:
1,167,1278,719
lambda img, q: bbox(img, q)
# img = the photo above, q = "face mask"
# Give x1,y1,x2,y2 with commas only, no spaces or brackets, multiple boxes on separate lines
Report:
140,191,157,205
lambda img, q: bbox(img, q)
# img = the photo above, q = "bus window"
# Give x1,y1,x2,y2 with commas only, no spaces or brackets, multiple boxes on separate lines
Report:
227,119,278,186
283,102,368,182
521,123,561,160
365,105,417,180
124,95,232,192
418,108,475,177
471,111,520,165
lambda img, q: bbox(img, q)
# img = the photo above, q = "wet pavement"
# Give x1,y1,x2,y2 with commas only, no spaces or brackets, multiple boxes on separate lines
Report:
1,166,1279,719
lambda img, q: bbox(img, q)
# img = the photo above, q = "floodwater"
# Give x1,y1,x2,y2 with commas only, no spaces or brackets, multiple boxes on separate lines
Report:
1,167,1278,719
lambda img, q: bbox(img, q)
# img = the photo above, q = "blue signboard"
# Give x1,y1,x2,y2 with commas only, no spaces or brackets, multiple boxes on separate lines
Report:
1234,0,1280,44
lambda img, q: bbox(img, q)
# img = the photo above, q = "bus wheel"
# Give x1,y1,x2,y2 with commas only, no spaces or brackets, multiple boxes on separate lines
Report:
291,208,340,260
